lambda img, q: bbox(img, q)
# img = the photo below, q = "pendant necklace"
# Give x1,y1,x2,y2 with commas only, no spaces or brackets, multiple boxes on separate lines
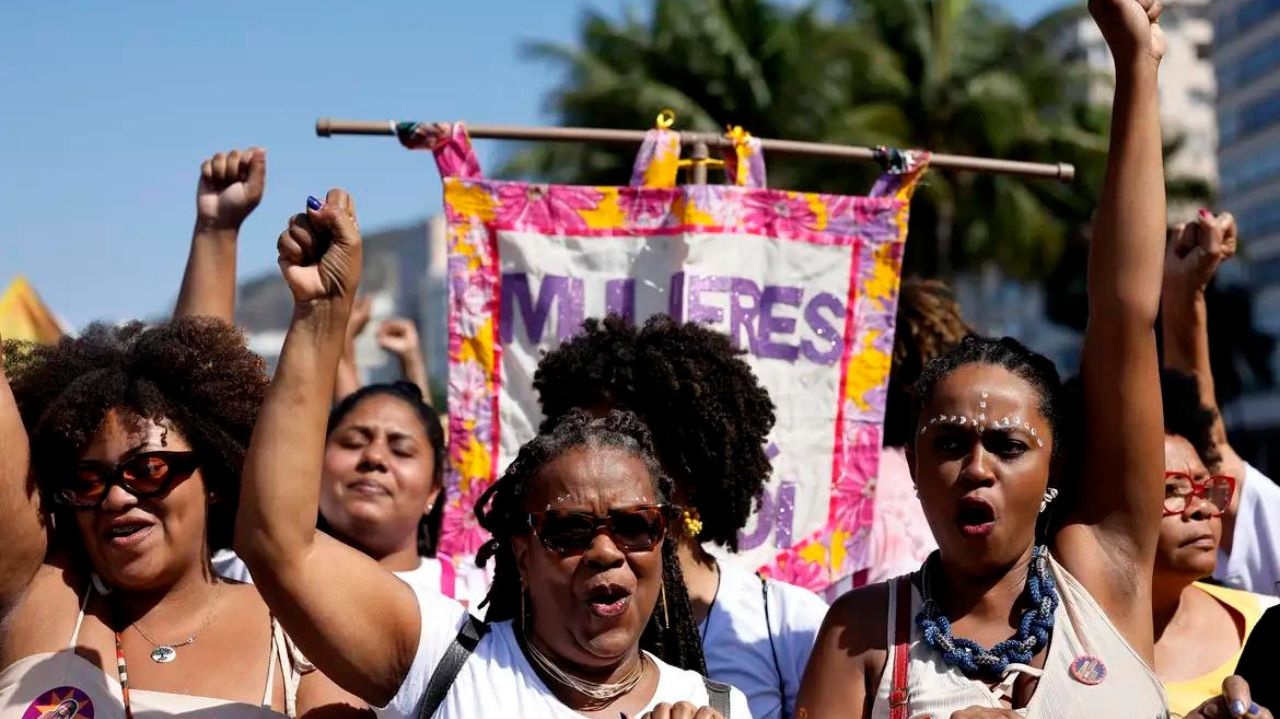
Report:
131,582,223,664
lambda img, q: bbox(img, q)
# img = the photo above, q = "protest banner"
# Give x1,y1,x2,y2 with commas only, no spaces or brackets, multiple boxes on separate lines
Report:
407,121,927,592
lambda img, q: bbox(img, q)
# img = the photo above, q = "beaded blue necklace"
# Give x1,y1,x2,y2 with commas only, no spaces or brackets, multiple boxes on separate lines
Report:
915,545,1059,680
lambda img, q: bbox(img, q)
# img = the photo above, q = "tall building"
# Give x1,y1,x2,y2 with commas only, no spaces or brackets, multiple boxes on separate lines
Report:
236,217,448,399
1213,0,1280,468
1047,0,1217,186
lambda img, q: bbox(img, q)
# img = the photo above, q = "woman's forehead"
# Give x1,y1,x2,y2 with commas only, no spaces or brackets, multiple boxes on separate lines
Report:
528,446,656,509
83,410,187,460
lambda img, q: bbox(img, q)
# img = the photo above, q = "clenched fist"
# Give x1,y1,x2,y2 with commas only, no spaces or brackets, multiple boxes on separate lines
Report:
277,189,363,306
376,318,421,358
1089,0,1165,65
197,148,266,230
1165,210,1238,294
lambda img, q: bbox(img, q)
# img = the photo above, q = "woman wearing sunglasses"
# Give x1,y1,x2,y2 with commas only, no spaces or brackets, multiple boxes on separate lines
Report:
0,319,360,718
534,314,827,719
1150,370,1277,717
234,189,747,718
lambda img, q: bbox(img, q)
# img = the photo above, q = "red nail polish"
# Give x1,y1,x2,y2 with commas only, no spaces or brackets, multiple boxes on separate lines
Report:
1199,208,1212,219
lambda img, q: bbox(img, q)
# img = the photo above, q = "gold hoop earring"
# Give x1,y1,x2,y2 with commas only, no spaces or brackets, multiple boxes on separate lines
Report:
660,582,669,627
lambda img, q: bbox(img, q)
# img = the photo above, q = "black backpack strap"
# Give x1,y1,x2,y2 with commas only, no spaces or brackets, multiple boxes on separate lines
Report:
414,615,488,719
704,677,732,717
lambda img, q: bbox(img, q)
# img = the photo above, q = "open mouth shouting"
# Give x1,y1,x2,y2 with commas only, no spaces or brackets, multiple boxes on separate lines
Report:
103,515,156,549
956,496,997,538
584,582,634,619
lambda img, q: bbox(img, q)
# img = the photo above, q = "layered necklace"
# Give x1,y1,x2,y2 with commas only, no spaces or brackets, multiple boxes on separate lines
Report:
522,632,646,709
915,545,1060,680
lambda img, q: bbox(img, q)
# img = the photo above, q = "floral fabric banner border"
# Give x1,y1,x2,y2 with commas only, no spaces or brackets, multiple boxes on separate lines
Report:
413,122,927,593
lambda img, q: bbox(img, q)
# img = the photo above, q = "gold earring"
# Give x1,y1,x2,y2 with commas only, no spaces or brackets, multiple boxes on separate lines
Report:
680,508,703,538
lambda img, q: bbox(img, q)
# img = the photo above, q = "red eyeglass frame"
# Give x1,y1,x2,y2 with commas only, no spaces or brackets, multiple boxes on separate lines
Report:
1162,471,1236,517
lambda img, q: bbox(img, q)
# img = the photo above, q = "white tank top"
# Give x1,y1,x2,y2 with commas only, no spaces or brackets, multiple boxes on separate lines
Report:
0,587,304,719
871,554,1168,718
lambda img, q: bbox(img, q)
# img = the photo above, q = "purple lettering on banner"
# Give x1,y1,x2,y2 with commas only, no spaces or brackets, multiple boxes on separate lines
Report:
737,488,774,551
758,285,802,362
737,480,799,551
774,481,796,548
801,292,844,365
669,272,686,321
686,274,729,325
500,273,585,344
728,278,763,355
605,278,636,323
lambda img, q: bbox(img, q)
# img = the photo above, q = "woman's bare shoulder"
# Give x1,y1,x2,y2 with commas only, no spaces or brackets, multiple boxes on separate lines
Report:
822,580,893,658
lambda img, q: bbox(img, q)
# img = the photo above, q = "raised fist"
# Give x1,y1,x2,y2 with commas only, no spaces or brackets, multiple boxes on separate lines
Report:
376,318,421,358
197,148,266,230
1165,210,1238,293
1089,0,1165,65
277,189,363,306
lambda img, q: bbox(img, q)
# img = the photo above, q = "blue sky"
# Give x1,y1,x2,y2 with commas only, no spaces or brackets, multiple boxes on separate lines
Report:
1,0,1067,328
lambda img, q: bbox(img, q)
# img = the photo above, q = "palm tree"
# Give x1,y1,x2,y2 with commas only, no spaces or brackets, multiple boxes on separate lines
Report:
504,0,1127,280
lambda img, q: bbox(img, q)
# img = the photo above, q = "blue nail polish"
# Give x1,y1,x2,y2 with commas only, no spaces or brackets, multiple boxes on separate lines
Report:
1230,699,1246,717
306,196,322,211
1251,703,1261,716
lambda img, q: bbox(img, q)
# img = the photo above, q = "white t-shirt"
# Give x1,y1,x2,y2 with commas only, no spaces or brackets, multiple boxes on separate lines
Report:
381,583,753,719
211,549,490,610
1215,463,1280,596
701,565,828,719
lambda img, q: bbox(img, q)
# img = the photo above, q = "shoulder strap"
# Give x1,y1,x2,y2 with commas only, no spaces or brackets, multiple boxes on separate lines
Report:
888,576,912,719
756,572,788,719
704,677,732,717
414,615,489,719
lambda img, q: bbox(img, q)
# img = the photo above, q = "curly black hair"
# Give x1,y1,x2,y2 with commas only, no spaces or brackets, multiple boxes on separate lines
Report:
884,277,973,448
3,318,267,552
325,381,447,557
913,334,1065,465
1159,369,1220,470
534,314,776,551
473,409,707,673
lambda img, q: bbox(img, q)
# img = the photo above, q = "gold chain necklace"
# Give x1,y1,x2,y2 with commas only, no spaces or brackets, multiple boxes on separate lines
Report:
522,631,646,708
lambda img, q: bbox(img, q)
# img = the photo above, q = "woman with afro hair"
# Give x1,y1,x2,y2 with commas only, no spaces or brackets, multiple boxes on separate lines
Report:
533,313,829,719
0,318,359,718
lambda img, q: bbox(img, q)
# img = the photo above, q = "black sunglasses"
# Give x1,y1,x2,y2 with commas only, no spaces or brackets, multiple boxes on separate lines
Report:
56,451,201,509
526,504,669,556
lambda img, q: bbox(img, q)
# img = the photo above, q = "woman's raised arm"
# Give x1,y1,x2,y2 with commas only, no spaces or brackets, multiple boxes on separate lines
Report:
0,343,46,615
1056,0,1167,655
234,190,421,705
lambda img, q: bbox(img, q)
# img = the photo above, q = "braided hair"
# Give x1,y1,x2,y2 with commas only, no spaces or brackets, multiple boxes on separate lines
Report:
473,409,708,673
884,277,973,448
325,382,446,557
534,314,776,551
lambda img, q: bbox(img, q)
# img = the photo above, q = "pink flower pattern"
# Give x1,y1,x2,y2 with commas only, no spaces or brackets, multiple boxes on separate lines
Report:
741,191,820,238
494,184,602,233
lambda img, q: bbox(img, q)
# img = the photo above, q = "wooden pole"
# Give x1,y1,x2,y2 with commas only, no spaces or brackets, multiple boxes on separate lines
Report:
315,118,1075,183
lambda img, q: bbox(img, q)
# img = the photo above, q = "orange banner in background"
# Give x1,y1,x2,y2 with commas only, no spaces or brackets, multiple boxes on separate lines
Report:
0,277,65,344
